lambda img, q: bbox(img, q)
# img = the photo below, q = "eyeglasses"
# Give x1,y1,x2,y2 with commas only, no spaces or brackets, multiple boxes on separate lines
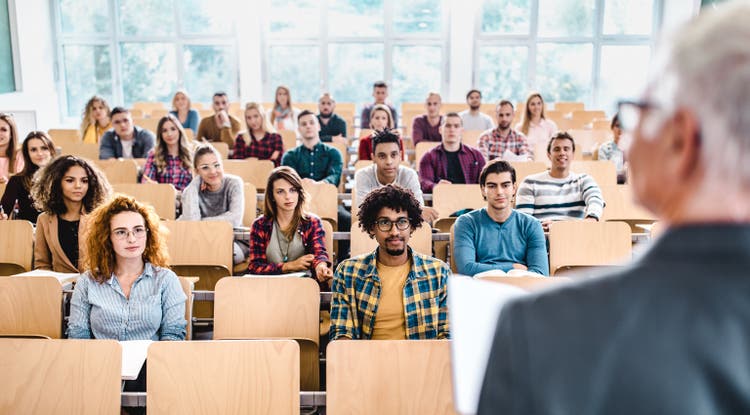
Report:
375,217,410,232
112,226,148,240
617,100,657,132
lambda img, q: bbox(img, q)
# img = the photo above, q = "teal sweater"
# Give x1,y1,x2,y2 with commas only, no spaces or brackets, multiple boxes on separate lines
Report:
453,208,548,276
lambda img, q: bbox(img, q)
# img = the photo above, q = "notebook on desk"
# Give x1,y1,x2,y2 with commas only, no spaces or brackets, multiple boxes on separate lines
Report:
448,275,526,415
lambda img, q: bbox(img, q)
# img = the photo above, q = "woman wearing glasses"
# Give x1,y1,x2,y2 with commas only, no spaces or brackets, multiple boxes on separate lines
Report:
179,143,247,264
32,156,111,273
247,166,333,281
67,194,186,341
0,131,55,222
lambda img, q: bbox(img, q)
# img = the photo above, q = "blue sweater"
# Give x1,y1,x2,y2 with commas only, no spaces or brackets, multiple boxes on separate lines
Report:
453,208,548,276
170,109,200,133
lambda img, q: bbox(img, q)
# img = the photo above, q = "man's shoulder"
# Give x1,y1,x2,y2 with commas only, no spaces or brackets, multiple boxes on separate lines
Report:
336,252,376,276
411,250,450,275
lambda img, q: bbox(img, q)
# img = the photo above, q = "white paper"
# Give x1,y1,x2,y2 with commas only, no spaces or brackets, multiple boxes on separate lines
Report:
240,272,309,278
13,270,81,284
449,275,526,415
120,340,153,380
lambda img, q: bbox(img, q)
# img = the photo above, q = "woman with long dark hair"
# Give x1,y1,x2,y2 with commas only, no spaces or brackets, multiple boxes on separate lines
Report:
0,131,56,222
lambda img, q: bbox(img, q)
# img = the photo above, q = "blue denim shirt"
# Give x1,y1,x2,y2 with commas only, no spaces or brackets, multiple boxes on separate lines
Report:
67,263,186,341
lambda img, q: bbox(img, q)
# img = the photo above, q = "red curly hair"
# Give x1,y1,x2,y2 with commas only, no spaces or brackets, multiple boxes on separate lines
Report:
82,194,169,283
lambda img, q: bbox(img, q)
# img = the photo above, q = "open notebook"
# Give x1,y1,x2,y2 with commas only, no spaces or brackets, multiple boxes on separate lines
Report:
448,275,526,415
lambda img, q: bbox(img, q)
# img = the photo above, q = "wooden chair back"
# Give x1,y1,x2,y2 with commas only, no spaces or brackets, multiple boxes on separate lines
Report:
600,185,656,226
147,340,299,415
568,129,611,153
222,159,275,191
47,128,80,146
0,338,120,414
163,220,233,272
212,141,230,159
462,130,483,148
476,275,573,291
177,277,194,340
150,109,170,119
553,102,585,113
571,160,618,186
350,221,432,257
432,184,484,220
571,110,606,126
133,117,160,135
59,142,99,160
548,221,632,275
415,141,440,167
0,277,63,338
95,158,139,183
132,101,167,115
280,129,297,153
327,340,456,415
302,181,338,229
243,183,258,227
0,220,34,272
113,183,177,220
510,161,548,186
214,277,320,390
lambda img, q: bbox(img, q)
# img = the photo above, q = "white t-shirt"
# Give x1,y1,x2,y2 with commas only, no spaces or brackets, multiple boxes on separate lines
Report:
460,110,495,131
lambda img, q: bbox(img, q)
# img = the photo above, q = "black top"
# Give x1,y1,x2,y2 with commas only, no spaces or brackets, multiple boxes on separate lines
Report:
0,174,41,223
317,113,348,142
444,149,465,184
58,218,80,269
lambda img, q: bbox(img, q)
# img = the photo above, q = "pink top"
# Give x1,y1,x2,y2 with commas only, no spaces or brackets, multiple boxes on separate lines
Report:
517,118,558,148
0,151,24,182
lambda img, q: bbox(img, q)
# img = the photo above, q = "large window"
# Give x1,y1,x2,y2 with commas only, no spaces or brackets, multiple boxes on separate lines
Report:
264,0,447,112
54,0,238,118
476,0,659,112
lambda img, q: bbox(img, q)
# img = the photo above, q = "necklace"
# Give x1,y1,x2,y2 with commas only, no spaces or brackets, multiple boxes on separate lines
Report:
274,221,291,262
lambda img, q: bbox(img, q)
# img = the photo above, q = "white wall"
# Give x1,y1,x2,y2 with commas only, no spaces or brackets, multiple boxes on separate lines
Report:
0,0,60,131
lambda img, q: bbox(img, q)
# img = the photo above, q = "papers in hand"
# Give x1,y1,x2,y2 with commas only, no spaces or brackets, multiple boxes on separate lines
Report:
448,275,526,415
501,149,531,162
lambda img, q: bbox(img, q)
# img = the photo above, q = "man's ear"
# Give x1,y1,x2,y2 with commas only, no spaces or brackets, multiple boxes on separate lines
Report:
671,108,702,179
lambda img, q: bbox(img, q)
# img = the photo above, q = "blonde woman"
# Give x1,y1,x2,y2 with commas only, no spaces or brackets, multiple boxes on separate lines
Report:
80,96,112,144
231,102,283,166
267,85,301,132
0,112,22,184
517,92,558,148
170,90,200,133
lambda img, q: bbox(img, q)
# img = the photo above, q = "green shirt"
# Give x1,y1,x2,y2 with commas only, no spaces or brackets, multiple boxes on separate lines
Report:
281,141,343,186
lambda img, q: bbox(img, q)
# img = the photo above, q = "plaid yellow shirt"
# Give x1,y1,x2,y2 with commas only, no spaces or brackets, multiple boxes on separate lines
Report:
330,247,450,340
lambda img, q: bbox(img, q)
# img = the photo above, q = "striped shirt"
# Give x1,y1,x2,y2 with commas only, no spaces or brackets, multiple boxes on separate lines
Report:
330,247,450,340
67,263,187,341
516,171,604,221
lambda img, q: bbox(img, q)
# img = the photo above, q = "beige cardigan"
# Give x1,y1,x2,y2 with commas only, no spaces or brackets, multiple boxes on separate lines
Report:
34,212,88,273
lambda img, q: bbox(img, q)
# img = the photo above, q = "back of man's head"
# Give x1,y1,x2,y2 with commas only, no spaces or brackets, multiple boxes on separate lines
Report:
652,1,750,188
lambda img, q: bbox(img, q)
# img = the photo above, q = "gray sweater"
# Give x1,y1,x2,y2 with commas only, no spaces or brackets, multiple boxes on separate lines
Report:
178,173,244,227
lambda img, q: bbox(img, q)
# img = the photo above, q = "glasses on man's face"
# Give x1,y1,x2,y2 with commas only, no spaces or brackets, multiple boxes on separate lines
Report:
375,217,410,232
112,226,148,240
617,100,657,132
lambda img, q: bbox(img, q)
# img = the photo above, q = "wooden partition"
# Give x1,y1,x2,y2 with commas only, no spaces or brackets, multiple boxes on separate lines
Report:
0,277,63,338
0,220,34,272
0,338,121,414
476,275,573,291
548,221,632,275
113,183,177,220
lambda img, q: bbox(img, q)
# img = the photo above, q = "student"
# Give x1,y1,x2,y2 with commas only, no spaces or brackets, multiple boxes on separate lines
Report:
141,114,194,192
268,85,301,132
179,144,247,264
170,90,200,134
0,131,56,223
516,92,557,150
360,80,398,129
231,102,283,167
597,113,627,184
196,91,242,146
0,112,22,184
80,95,112,144
31,156,111,273
247,166,333,282
98,107,155,160
357,104,404,161
412,91,444,145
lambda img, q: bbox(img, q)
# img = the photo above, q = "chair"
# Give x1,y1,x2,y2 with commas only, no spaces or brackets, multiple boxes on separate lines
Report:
147,340,299,415
222,159,275,191
568,129,611,154
163,220,233,317
432,184,484,220
133,117,160,135
132,101,167,115
242,182,258,227
0,277,64,338
463,130,483,147
302,181,338,229
321,220,334,262
510,161,548,186
177,277,195,340
476,275,573,291
211,141,229,159
280,129,297,152
600,185,657,230
350,221,432,257
59,142,99,160
0,338,120,414
571,110,607,127
553,102,585,113
47,128,80,146
415,141,440,167
112,183,177,220
592,118,612,130
214,277,320,391
95,158,139,183
548,221,632,275
150,108,170,119
0,220,34,273
571,160,617,186
354,159,373,171
327,340,455,415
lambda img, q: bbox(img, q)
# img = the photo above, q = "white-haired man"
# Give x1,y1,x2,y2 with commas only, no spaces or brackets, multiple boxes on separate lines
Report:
479,2,750,413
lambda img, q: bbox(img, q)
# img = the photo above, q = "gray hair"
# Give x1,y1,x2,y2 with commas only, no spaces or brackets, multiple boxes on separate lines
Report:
650,1,750,187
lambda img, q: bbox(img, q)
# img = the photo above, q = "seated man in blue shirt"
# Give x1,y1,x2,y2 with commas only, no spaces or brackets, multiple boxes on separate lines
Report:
453,159,548,276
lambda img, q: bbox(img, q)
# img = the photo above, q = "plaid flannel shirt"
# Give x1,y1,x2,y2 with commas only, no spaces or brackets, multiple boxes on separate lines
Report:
140,151,193,191
230,132,284,167
247,214,330,275
330,247,450,340
478,128,532,161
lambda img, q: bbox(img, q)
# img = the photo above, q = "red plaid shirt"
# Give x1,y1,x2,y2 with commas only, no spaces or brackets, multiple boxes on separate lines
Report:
140,151,193,191
231,132,283,166
247,214,330,275
478,128,532,160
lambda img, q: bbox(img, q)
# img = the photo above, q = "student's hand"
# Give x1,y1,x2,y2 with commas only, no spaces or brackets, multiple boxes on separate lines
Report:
282,254,314,272
0,210,7,220
541,220,552,232
0,176,6,184
215,111,230,128
437,179,452,185
512,263,528,271
142,175,157,184
421,206,440,223
315,262,333,282
270,150,281,161
584,216,599,222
